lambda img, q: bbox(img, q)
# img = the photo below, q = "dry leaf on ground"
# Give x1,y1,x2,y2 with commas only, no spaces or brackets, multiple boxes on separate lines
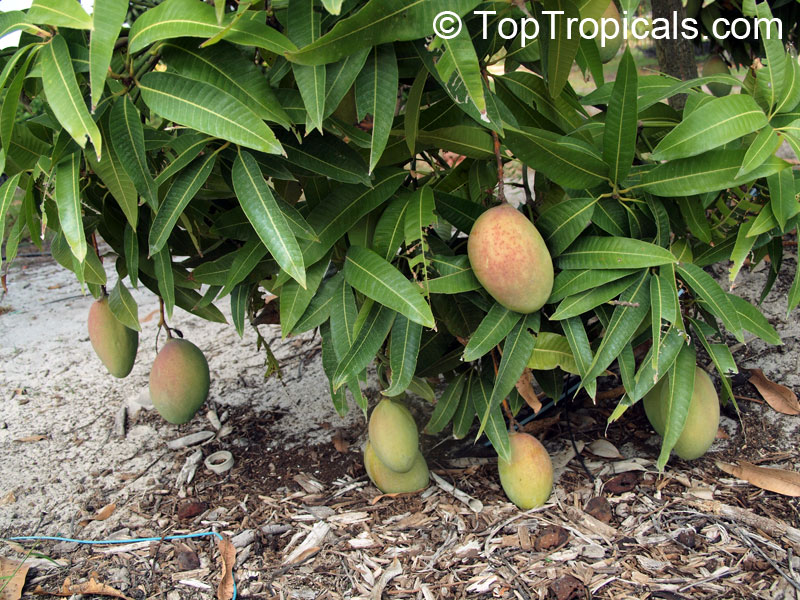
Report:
216,537,235,600
33,576,131,599
78,502,116,527
716,460,800,497
515,369,542,413
12,435,46,443
587,439,622,459
0,557,29,600
748,368,800,415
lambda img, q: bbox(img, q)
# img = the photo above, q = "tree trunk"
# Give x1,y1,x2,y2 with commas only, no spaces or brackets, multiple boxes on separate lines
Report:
653,0,698,110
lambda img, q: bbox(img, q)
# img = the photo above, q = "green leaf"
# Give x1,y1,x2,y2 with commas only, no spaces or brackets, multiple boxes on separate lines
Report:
536,197,596,256
404,68,426,157
27,0,91,29
324,48,370,118
320,321,349,416
435,191,484,233
343,246,434,328
677,263,744,341
657,342,696,470
89,0,126,110
603,48,637,183
232,150,306,287
330,275,359,358
425,371,467,434
139,71,282,155
154,133,211,187
527,332,580,374
427,257,481,294
435,25,486,120
551,273,638,320
789,248,800,316
463,303,521,362
149,152,216,256
373,194,410,261
86,139,138,229
638,149,788,197
540,0,581,97
383,315,422,396
332,303,396,390
0,174,23,272
293,272,340,334
472,375,511,462
286,0,481,66
549,268,638,303
557,236,677,270
729,220,756,284
1,51,35,162
288,0,326,133
404,186,435,245
54,153,86,263
676,197,712,244
279,131,370,185
754,1,785,110
82,247,106,286
154,247,175,319
477,318,535,440
108,279,141,331
584,270,651,382
110,96,157,209
279,255,329,337
689,318,735,405
220,237,267,298
737,126,782,178
727,293,781,346
498,71,586,134
561,317,596,397
414,126,494,159
505,127,609,190
321,0,343,14
767,168,799,231
0,11,46,38
124,224,139,288
162,41,291,129
775,53,800,115
41,36,102,159
129,0,295,55
452,373,475,439
230,283,249,338
355,44,398,173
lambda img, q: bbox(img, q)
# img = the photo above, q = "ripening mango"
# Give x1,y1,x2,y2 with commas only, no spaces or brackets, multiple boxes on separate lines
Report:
702,56,732,97
642,367,720,460
149,338,210,424
467,203,554,314
497,432,553,509
368,398,419,473
597,2,623,63
364,442,429,494
88,296,139,378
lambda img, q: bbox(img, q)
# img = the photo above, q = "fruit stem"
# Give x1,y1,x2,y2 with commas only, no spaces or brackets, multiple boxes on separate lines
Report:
91,233,107,296
157,297,172,352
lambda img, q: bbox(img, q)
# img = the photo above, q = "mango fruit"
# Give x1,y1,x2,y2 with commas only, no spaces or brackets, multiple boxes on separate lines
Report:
467,203,554,314
88,296,139,378
149,338,210,424
702,56,732,97
642,367,720,460
368,398,419,473
364,441,429,494
497,432,553,509
597,2,623,63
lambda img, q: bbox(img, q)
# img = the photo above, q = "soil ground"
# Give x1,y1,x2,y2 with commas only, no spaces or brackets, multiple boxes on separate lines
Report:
2,242,800,600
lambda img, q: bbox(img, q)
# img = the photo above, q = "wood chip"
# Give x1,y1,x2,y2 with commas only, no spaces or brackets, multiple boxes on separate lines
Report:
748,368,800,415
283,522,330,565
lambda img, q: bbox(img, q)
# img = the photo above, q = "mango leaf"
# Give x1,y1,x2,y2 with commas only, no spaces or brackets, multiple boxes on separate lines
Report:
279,131,370,185
288,0,325,133
435,191,484,233
729,220,757,284
676,197,712,244
373,194,410,261
332,303,396,390
27,0,91,29
355,44,399,173
124,224,139,288
286,0,481,66
86,136,138,229
789,248,800,316
754,1,785,110
657,342,696,470
435,25,486,120
498,71,586,134
527,331,580,375
505,127,609,189
232,150,305,287
404,186,435,244
219,238,267,298
0,11,46,38
0,51,35,162
549,268,637,303
414,126,494,159
775,53,800,115
277,254,327,337
149,152,216,256
344,246,435,328
603,48,638,183
638,149,788,197
161,41,291,129
452,373,476,439
383,315,422,396
536,197,596,256
651,95,767,162
154,247,175,319
471,375,510,461
128,0,295,54
110,96,157,209
677,263,743,341
425,371,467,434
551,273,638,320
108,279,141,331
541,0,581,97
767,168,799,231
584,271,651,382
139,71,282,155
426,256,481,294
404,68,426,156
320,322,349,416
477,318,535,440
154,133,211,187
737,126,782,178
557,236,677,270
324,48,370,118
41,36,102,159
293,272,340,334
89,0,127,110
727,293,781,345
54,153,86,263
0,174,23,272
561,317,596,397
463,303,521,362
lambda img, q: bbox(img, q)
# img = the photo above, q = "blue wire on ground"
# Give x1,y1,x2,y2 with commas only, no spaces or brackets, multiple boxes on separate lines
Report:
8,532,237,599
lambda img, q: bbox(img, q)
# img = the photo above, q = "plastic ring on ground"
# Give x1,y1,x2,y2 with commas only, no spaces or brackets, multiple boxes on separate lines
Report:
204,451,234,474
